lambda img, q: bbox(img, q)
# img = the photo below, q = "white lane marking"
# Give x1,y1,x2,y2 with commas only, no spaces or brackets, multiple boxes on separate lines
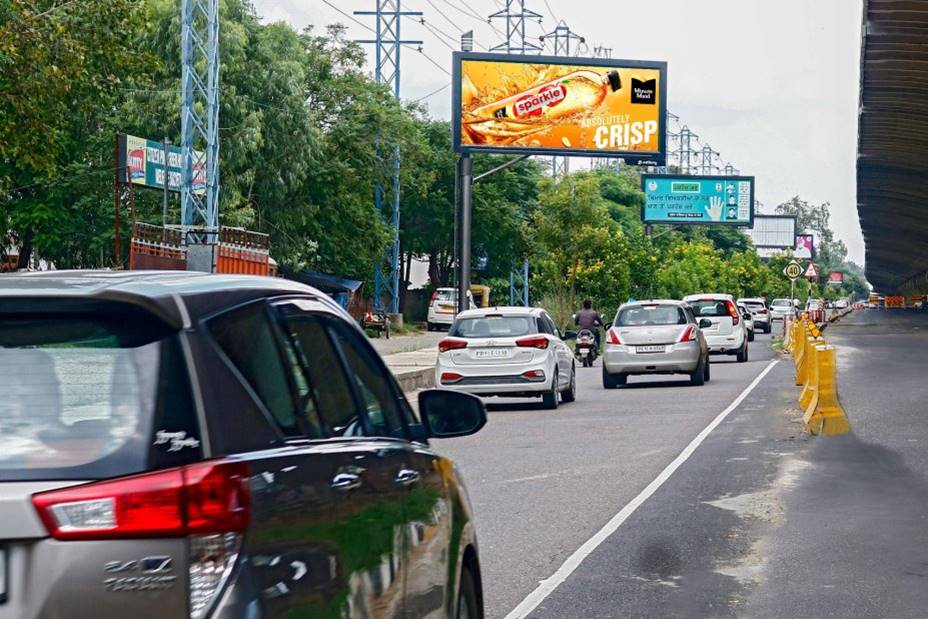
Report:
504,359,780,619
500,473,557,484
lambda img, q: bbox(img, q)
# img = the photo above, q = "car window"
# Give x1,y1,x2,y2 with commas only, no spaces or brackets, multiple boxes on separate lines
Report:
617,305,687,326
451,315,536,338
688,300,730,318
329,322,408,440
278,311,363,437
536,315,553,335
207,301,307,438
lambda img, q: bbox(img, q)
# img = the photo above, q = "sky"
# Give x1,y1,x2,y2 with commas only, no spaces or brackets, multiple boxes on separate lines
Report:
253,0,866,264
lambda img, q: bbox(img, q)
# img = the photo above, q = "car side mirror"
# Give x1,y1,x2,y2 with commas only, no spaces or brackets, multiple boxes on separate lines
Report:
564,330,577,340
699,318,712,329
604,322,613,331
418,389,487,438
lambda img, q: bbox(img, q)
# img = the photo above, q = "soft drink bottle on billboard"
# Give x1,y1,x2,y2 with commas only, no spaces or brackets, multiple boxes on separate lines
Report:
470,70,620,122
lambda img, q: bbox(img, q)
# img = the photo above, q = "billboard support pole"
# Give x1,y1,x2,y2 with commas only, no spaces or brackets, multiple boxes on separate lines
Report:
162,137,171,229
457,154,473,315
114,132,122,268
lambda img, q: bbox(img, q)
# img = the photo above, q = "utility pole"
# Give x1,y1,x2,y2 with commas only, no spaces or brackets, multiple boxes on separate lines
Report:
542,21,585,178
355,1,422,315
483,1,544,308
180,0,220,272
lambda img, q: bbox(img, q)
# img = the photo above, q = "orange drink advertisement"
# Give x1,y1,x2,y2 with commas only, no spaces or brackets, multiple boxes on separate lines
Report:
453,52,667,164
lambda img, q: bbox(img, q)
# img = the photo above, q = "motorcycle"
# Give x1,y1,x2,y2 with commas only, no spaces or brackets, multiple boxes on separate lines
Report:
575,328,598,367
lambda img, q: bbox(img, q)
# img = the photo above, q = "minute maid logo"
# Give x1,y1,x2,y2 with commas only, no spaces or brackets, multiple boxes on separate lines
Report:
631,78,656,104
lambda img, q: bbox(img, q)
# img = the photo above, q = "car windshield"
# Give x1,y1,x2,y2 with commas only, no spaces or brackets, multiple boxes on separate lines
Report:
450,315,536,338
0,313,193,481
616,305,686,326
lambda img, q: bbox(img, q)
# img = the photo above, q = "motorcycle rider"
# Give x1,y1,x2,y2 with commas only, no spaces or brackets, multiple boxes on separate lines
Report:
574,299,604,348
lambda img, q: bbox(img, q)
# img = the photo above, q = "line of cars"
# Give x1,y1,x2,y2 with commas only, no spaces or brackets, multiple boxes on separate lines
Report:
435,293,774,405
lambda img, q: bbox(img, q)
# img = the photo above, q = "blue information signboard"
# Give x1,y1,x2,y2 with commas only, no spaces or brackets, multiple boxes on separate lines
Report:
641,174,755,226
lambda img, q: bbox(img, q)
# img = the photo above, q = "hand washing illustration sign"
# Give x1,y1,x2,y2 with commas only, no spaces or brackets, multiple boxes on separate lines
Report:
641,175,755,226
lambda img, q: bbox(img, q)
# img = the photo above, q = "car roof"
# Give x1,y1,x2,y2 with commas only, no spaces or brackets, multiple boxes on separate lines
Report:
0,270,337,329
683,293,733,301
618,299,686,309
455,306,544,318
738,297,766,303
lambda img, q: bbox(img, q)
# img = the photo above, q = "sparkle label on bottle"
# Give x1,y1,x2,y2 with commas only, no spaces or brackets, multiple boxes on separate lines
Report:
512,83,567,118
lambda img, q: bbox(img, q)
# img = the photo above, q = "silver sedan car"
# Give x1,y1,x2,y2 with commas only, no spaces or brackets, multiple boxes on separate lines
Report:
602,300,710,388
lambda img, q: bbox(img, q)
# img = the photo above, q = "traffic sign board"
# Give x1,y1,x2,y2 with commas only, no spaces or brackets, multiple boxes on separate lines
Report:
783,260,803,280
804,262,819,279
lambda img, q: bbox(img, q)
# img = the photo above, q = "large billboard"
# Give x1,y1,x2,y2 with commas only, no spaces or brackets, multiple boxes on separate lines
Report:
641,175,755,226
453,52,667,164
118,133,205,194
794,234,814,259
748,215,796,250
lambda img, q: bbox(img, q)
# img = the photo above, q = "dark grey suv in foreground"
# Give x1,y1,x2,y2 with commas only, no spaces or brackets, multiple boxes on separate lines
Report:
0,271,485,619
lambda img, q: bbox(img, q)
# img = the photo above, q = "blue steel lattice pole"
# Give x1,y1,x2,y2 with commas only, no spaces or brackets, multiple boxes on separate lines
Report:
356,1,422,315
180,0,220,271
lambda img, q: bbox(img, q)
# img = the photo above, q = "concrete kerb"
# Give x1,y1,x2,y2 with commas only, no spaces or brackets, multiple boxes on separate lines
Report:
383,348,438,393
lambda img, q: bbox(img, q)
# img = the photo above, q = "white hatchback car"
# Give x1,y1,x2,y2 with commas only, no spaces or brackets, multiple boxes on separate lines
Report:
427,287,476,331
435,307,576,409
683,293,749,362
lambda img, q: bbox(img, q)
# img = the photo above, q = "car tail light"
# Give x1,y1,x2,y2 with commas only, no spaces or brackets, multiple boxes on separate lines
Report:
438,338,468,353
757,308,768,314
607,328,622,345
522,369,545,378
678,325,697,342
32,460,250,541
516,336,549,350
441,372,463,383
431,290,439,302
726,300,740,325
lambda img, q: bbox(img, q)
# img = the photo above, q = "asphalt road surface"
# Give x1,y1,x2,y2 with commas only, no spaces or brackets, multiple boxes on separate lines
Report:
437,311,928,618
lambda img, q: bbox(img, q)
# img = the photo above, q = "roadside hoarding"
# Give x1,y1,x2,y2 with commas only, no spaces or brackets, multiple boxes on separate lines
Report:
453,52,667,164
748,215,796,254
641,175,755,226
119,133,205,194
793,234,814,260
827,271,844,285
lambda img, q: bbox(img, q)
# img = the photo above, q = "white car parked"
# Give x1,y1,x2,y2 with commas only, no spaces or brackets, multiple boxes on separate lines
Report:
435,307,576,409
427,287,476,331
683,293,749,362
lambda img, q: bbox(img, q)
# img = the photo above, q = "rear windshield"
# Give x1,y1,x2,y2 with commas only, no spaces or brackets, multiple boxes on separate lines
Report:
0,310,198,481
689,300,730,317
771,299,792,307
450,315,536,338
616,305,687,326
434,290,457,302
741,301,766,309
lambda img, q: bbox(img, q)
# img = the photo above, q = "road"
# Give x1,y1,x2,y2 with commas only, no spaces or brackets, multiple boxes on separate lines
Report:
435,330,790,617
434,311,928,618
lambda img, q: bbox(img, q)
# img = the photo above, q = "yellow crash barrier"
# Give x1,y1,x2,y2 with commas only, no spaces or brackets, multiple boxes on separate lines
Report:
802,345,851,436
798,342,819,411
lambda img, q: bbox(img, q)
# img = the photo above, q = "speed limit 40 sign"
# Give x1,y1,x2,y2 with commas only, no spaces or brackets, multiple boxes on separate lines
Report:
783,260,803,280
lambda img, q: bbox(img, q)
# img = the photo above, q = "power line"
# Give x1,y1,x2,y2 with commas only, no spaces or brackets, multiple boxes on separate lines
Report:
542,0,560,25
413,81,451,102
439,0,506,38
402,42,451,76
320,0,376,33
422,0,463,33
420,20,457,50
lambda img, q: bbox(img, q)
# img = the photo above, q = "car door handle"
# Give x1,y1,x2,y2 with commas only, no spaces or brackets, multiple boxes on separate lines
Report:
331,472,362,491
394,469,420,486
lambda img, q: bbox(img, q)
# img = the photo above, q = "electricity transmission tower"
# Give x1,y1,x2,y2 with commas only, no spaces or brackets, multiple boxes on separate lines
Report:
488,1,544,306
677,126,698,174
723,163,740,176
180,0,220,271
355,1,422,314
490,1,543,53
541,21,585,177
699,144,720,175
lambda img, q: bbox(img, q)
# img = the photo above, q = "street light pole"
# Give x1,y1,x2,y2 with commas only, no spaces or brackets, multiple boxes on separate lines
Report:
457,154,473,314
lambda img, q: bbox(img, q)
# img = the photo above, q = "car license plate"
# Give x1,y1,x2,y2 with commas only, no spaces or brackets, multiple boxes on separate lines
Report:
474,348,509,359
637,345,666,354
439,304,454,311
579,348,589,356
